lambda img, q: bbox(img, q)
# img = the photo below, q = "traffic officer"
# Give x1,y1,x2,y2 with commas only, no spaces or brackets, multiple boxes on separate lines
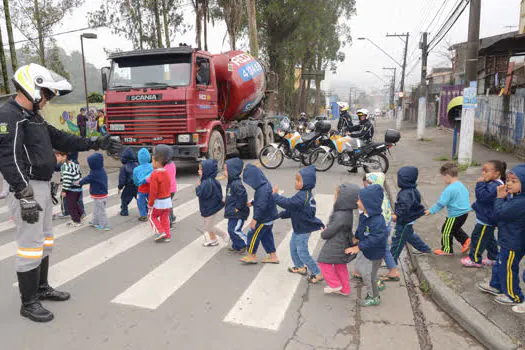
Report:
0,63,122,323
347,109,375,173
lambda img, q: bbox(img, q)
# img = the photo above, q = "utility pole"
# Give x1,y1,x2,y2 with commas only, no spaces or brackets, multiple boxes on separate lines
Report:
246,0,259,57
417,32,428,140
458,0,481,167
383,67,396,117
387,32,409,129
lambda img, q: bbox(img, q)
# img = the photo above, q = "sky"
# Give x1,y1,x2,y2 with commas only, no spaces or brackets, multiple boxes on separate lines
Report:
2,0,522,99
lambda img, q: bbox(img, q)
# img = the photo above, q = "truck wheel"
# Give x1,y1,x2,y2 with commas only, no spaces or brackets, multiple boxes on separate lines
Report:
207,130,225,169
264,124,274,145
247,127,264,159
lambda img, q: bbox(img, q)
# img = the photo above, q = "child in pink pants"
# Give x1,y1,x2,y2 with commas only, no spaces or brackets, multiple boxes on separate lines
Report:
317,184,360,296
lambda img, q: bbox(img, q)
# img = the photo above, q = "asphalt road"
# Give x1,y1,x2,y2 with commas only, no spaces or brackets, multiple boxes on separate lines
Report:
0,123,482,350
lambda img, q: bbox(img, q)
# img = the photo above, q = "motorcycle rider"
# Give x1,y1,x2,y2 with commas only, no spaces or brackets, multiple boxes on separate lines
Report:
347,109,375,173
0,63,122,323
297,112,308,134
337,104,353,133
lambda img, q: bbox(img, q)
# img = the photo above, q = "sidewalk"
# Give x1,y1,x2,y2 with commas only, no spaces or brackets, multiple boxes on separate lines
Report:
381,120,524,350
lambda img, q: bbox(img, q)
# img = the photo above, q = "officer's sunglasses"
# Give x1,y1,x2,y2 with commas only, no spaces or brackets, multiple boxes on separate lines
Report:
41,88,56,102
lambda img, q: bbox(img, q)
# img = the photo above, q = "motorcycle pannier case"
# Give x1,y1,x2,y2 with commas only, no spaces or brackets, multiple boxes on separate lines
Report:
315,121,331,134
385,129,401,144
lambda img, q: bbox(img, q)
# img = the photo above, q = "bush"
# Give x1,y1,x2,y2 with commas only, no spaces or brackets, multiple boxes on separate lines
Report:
88,92,104,103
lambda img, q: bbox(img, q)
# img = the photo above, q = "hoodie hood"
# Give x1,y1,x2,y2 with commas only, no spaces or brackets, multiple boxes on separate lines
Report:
201,159,218,180
67,152,79,163
226,157,243,181
155,144,173,162
87,153,104,170
121,147,137,164
365,172,385,188
299,166,316,191
397,166,418,189
138,148,151,165
510,164,525,194
243,164,268,189
359,184,384,217
335,183,359,211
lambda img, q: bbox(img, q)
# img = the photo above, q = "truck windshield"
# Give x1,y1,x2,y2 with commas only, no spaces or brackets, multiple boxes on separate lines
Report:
108,54,191,89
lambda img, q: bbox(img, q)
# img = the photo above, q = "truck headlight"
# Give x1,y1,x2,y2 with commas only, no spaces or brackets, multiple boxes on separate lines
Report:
177,134,191,143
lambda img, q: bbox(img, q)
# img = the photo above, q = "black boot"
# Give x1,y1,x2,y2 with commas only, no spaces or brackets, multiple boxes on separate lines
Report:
17,267,54,322
347,167,358,173
38,256,70,301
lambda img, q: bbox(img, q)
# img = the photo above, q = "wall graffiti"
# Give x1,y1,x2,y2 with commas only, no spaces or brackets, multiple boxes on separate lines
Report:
59,107,103,137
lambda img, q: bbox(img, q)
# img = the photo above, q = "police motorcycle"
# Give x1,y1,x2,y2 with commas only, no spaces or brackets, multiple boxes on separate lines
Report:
259,118,332,169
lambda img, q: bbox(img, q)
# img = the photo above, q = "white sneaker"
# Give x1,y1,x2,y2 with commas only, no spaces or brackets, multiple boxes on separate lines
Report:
477,281,500,296
324,286,342,294
67,221,83,227
203,239,219,247
512,302,525,313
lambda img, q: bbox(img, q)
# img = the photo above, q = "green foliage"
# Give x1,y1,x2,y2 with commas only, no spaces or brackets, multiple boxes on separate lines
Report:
433,156,450,161
88,92,104,103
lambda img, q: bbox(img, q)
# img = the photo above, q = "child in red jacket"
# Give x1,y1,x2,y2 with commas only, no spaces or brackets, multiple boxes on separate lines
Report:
148,148,172,243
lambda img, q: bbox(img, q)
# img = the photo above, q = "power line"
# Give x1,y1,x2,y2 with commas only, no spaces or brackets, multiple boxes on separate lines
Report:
2,26,103,47
424,0,451,33
428,0,469,52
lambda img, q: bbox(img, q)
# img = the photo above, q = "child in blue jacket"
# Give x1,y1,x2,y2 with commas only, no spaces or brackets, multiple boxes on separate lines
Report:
425,162,471,255
196,159,228,247
462,160,506,268
241,164,279,264
478,164,525,310
346,184,388,306
118,147,139,216
133,148,153,221
273,166,325,283
224,158,249,252
79,153,110,231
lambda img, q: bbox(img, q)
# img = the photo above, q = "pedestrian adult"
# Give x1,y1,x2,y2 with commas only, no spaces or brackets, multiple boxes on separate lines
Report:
0,63,122,323
77,107,87,137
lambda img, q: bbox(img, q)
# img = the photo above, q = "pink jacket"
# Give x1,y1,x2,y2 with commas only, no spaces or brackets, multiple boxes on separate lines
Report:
146,161,177,193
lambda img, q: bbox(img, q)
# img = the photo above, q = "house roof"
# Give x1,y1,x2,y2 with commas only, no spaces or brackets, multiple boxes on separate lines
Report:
449,31,519,51
478,33,525,56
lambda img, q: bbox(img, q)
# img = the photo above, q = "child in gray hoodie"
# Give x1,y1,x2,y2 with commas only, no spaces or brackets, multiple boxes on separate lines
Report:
317,183,360,296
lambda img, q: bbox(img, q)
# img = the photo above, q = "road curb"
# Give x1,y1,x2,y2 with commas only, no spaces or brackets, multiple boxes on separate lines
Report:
384,179,518,350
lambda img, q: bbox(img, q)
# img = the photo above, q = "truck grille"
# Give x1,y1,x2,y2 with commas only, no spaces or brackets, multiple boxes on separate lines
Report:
106,101,187,139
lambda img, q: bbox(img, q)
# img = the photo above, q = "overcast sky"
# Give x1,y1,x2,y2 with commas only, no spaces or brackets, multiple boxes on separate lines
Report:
3,0,522,97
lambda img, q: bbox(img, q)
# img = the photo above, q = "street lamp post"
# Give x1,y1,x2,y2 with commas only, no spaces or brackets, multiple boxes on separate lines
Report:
80,33,98,114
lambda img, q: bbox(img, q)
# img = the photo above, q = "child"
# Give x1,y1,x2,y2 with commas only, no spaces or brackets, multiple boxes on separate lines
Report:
425,162,471,256
224,158,249,253
195,159,228,247
79,153,110,231
346,185,388,306
153,145,177,227
148,148,173,242
387,167,432,280
241,164,279,264
462,160,506,267
318,184,360,296
118,147,139,216
273,166,325,283
60,151,84,227
133,148,153,222
478,164,525,309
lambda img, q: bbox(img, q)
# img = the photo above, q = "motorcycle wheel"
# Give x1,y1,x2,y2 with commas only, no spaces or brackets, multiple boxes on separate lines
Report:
259,144,285,169
300,152,311,166
309,148,335,172
363,153,389,173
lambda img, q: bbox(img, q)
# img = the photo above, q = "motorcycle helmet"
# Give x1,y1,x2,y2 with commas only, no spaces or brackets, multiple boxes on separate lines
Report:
341,105,349,112
356,108,369,119
13,63,72,111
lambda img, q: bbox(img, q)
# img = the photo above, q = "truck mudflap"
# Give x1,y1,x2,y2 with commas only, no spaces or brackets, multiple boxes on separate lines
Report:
125,145,201,159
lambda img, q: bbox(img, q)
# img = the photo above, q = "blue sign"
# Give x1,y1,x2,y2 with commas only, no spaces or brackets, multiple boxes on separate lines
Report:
239,61,264,82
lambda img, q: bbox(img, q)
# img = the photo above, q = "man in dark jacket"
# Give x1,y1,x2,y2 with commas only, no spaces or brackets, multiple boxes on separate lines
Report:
337,105,353,134
390,166,432,263
0,63,121,323
77,107,87,138
118,148,139,216
224,158,249,252
241,164,279,264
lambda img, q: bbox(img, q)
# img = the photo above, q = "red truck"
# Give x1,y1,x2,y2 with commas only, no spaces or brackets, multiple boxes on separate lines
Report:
101,45,277,168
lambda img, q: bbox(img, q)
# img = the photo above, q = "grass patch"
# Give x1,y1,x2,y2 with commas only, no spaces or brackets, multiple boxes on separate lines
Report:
433,156,450,161
474,133,512,153
458,161,481,172
419,279,431,295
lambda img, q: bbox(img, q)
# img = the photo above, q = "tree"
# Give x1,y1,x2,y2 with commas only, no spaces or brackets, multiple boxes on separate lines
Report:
11,0,83,67
3,0,18,72
210,0,245,50
88,92,104,103
0,26,9,93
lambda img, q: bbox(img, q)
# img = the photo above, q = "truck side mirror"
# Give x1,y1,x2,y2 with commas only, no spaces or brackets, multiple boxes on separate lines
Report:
101,67,110,92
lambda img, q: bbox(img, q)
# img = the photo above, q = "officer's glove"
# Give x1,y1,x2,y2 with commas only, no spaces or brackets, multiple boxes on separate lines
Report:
91,135,123,157
15,186,43,224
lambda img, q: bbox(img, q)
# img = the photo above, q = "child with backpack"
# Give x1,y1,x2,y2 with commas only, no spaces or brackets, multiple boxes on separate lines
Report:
224,158,249,253
118,147,138,216
133,148,153,222
79,153,110,231
149,145,177,227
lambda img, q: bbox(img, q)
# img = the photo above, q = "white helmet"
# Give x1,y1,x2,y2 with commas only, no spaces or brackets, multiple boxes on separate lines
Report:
356,108,369,118
13,63,72,105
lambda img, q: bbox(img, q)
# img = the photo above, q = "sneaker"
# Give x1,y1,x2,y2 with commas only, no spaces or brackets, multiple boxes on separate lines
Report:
160,237,171,243
461,238,471,253
54,213,69,220
412,249,432,255
324,286,342,294
482,258,496,266
96,226,112,231
120,212,129,217
361,295,381,307
495,294,518,305
88,221,96,227
67,221,83,227
434,249,453,256
378,280,386,291
461,256,482,268
334,290,350,296
477,281,501,296
512,302,525,313
138,216,148,222
154,232,167,241
202,239,219,247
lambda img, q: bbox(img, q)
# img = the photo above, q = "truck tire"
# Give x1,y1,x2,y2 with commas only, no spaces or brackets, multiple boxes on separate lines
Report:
247,127,264,159
207,130,225,169
264,124,274,145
